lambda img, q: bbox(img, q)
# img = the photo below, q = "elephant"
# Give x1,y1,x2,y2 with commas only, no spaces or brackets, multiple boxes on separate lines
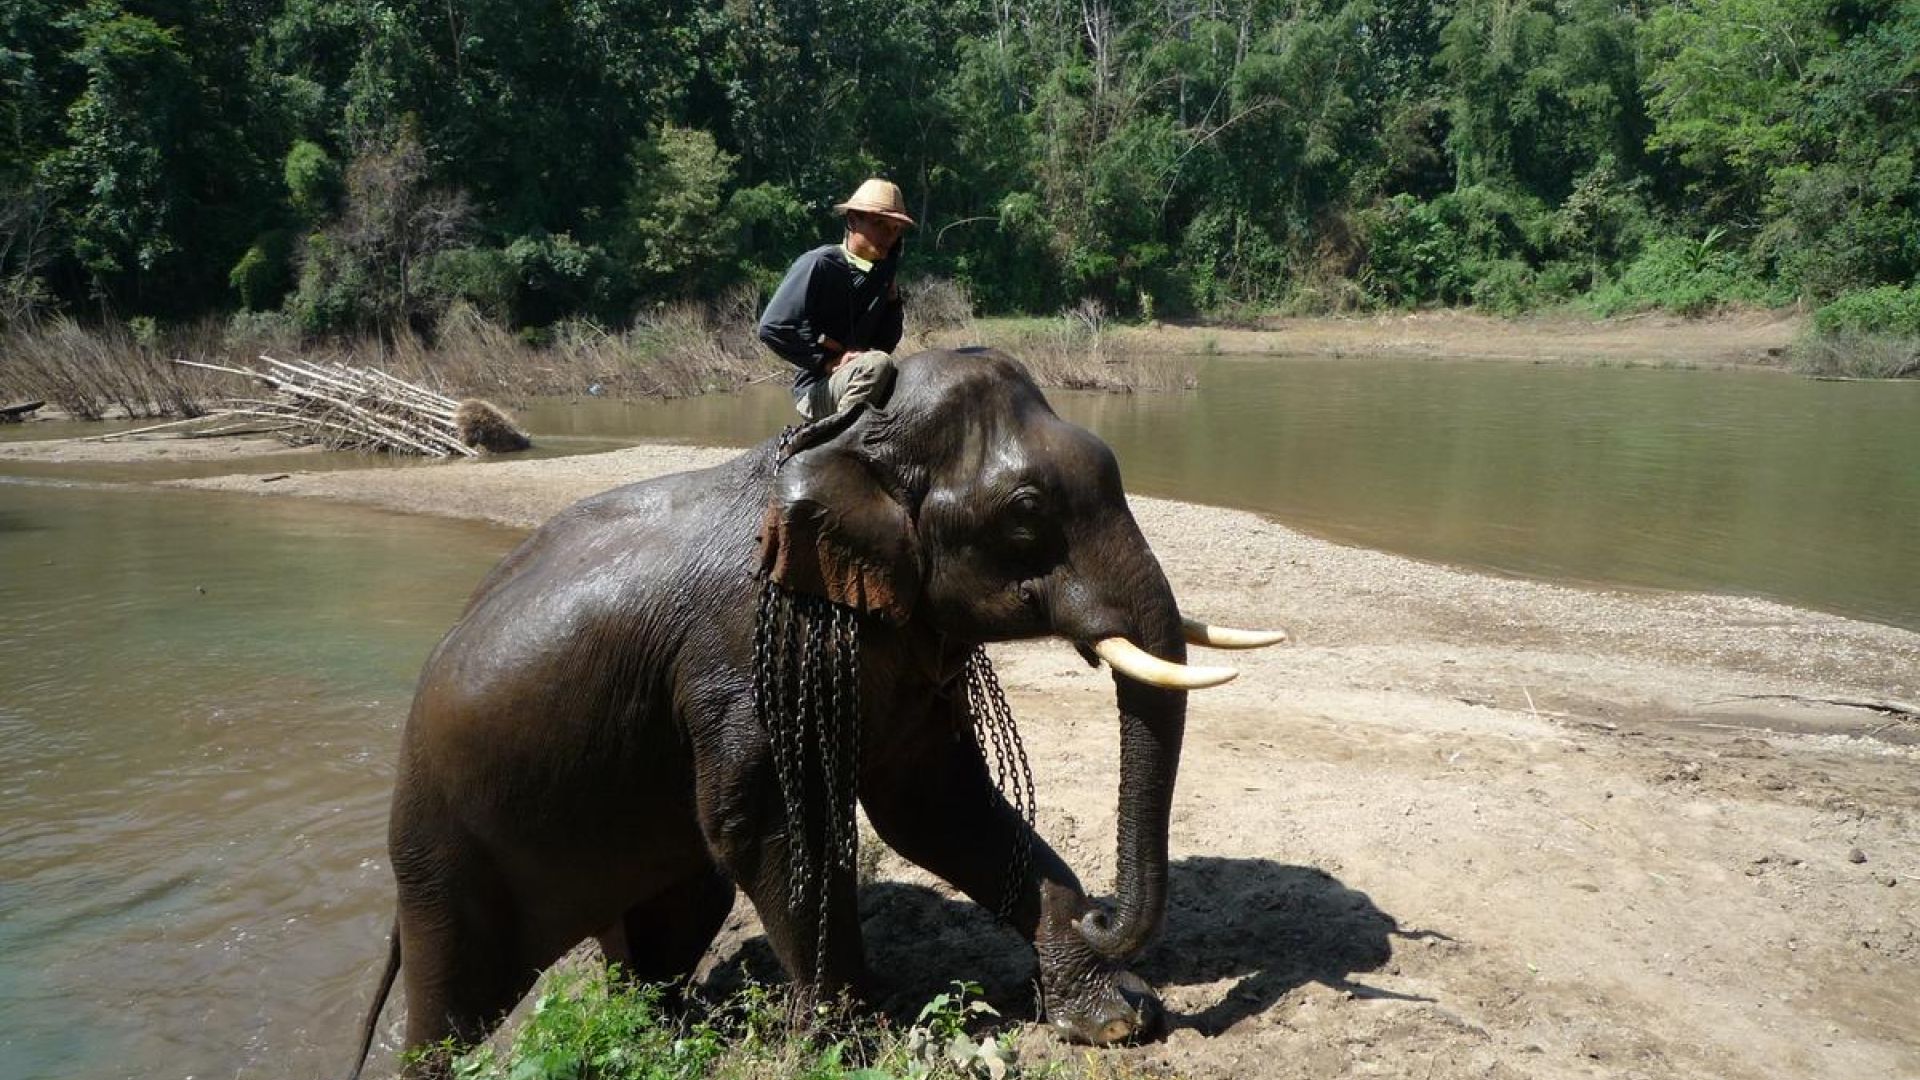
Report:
345,347,1285,1077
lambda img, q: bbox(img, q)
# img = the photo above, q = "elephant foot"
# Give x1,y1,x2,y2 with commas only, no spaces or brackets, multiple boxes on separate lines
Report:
1044,966,1165,1045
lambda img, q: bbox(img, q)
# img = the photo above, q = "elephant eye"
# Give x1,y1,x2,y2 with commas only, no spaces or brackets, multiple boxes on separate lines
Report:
1000,490,1053,551
1006,491,1043,526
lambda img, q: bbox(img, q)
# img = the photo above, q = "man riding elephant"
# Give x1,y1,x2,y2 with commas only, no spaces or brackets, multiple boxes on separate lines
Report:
757,177,913,420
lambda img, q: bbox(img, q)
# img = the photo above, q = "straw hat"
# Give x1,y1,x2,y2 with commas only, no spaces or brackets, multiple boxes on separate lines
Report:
833,178,915,226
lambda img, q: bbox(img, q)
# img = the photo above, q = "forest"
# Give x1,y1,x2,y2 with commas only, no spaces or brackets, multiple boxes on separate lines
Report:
2,0,1918,344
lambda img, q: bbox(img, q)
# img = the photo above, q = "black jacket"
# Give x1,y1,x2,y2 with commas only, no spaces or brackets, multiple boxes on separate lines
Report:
756,243,904,394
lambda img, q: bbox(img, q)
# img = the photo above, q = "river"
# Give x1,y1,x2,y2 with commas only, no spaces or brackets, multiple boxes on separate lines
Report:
515,356,1920,632
0,483,515,1079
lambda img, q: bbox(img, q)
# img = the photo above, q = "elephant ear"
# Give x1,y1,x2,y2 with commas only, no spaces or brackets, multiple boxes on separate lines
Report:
758,438,919,625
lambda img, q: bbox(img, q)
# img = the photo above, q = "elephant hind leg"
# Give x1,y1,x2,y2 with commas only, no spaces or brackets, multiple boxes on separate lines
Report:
597,865,736,1003
394,869,544,1078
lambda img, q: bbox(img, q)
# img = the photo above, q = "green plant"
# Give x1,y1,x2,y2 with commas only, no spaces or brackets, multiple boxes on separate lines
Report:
284,140,340,221
230,231,294,311
1811,284,1920,337
898,981,1015,1080
1587,233,1778,317
446,969,730,1080
1468,259,1539,315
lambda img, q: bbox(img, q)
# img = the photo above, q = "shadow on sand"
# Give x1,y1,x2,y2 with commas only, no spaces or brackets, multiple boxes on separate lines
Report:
704,855,1436,1035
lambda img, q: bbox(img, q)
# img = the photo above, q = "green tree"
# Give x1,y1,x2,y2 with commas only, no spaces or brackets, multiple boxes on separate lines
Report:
617,124,740,298
291,121,472,335
52,8,197,289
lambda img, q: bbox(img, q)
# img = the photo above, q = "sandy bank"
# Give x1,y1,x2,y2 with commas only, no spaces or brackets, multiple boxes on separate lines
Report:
1115,308,1804,366
0,432,317,464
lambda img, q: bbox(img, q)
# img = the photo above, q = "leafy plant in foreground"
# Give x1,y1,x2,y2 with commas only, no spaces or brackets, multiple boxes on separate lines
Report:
894,981,1016,1080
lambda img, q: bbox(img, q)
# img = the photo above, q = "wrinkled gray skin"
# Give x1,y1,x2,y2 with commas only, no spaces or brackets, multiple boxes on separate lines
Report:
361,349,1191,1073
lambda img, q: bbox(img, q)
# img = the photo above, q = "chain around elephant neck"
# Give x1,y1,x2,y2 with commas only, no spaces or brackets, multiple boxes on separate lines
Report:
753,576,862,984
964,647,1037,922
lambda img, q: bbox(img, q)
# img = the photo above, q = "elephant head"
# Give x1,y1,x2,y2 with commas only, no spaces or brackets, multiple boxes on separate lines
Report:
758,348,1284,1034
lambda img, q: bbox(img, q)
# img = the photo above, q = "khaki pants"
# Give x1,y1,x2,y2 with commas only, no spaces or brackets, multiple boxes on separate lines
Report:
798,350,894,420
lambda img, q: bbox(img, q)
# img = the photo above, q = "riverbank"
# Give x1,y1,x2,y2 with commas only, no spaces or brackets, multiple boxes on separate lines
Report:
1105,307,1804,366
1,309,1809,433
160,434,1920,1080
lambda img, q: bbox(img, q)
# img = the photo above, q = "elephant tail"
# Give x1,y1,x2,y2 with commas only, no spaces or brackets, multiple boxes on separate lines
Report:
345,917,401,1080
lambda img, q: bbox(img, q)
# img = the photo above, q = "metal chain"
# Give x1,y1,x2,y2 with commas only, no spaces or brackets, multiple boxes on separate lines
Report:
756,581,813,922
828,603,862,878
753,578,863,985
804,597,834,967
963,648,1037,922
759,576,1030,969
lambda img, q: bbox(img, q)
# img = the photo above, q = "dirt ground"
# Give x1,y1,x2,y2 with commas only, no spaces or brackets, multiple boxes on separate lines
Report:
161,429,1919,1080
14,314,1913,1079
0,430,317,464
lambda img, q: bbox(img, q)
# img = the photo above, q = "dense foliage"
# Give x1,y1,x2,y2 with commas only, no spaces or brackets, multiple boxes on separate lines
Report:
3,0,1917,335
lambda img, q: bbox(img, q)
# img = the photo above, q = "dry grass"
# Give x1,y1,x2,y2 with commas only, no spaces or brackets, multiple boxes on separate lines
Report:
1791,332,1920,379
0,318,243,419
968,301,1197,392
393,289,782,400
2,280,1187,424
899,276,980,352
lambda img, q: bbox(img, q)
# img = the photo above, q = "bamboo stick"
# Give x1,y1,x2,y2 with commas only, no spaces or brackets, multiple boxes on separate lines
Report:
266,383,452,456
92,414,230,440
169,354,506,457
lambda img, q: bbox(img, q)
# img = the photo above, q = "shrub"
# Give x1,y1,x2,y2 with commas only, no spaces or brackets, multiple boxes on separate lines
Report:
1587,231,1777,317
1468,259,1539,315
1811,284,1920,337
224,309,302,353
1791,333,1920,379
1797,284,1920,378
287,232,371,336
420,247,518,323
230,230,294,311
902,277,976,348
724,182,815,294
505,233,608,328
1359,195,1468,306
284,140,340,221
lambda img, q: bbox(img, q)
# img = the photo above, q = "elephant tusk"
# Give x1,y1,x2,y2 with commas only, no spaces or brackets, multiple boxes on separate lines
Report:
1092,637,1238,690
1180,616,1290,649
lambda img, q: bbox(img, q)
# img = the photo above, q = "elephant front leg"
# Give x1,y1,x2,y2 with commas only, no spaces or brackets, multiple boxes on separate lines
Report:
697,730,868,1010
859,730,1163,1044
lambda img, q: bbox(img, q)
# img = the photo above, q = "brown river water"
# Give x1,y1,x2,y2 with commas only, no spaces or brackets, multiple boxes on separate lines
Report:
516,356,1920,630
2,355,1917,1078
0,484,517,1079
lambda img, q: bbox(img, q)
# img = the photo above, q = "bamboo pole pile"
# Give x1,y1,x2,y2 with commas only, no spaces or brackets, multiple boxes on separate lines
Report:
96,355,529,456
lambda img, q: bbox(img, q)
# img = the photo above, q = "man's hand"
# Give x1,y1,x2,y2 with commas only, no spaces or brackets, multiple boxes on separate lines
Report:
840,349,891,369
820,334,848,371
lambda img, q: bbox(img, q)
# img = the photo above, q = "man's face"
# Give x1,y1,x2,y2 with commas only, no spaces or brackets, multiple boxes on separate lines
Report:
848,211,905,254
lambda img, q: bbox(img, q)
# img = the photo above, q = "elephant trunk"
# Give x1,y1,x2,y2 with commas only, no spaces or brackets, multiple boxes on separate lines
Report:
1074,577,1187,961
